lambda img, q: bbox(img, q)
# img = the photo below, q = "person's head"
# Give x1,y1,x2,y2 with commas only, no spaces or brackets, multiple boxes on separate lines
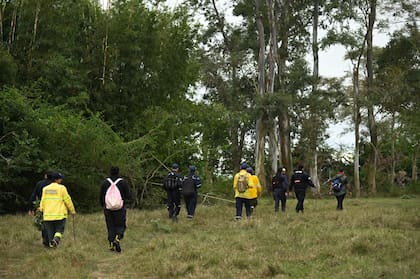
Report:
338,169,345,174
189,165,196,173
172,163,179,172
240,162,248,170
110,166,119,176
281,167,286,174
45,171,54,180
51,172,64,183
246,167,254,175
297,165,304,171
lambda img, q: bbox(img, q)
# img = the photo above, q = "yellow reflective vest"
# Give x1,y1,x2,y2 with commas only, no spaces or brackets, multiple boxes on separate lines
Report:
248,174,262,199
40,182,76,221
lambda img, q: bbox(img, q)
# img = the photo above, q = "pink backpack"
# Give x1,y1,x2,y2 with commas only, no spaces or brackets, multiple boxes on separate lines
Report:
105,178,123,210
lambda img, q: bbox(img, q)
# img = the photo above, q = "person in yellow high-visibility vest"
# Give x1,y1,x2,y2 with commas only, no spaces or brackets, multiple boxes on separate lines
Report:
246,167,262,214
233,163,253,220
39,172,76,248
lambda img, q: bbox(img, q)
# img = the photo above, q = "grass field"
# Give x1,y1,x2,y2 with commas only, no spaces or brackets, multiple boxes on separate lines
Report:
1,196,419,279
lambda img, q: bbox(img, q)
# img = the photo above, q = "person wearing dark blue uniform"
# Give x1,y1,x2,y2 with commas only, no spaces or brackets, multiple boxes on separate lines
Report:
28,171,53,247
163,164,183,221
272,167,288,212
289,165,314,213
182,166,202,219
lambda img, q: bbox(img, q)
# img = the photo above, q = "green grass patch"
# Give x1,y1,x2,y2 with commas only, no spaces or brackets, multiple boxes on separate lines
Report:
1,197,419,278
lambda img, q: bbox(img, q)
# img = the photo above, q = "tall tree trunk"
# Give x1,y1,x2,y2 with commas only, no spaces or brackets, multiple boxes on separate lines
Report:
254,0,267,183
390,112,396,185
412,144,418,182
28,1,41,68
102,0,110,85
310,0,320,194
366,0,377,195
411,144,419,181
353,67,361,198
277,0,292,176
267,0,279,176
0,0,5,44
8,0,19,51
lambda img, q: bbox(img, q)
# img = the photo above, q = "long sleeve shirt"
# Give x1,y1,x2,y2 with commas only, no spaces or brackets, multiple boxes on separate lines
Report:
40,182,76,221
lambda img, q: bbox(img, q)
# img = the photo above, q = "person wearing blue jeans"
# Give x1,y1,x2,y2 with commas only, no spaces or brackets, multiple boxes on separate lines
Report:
289,165,314,213
233,163,253,220
182,166,202,219
163,164,183,221
272,167,288,212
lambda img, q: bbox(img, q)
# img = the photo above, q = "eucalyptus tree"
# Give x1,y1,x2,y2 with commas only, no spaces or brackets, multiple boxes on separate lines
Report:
186,0,255,173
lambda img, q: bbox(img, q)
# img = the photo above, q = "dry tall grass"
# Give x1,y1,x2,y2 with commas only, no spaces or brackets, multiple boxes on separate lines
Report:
1,197,419,278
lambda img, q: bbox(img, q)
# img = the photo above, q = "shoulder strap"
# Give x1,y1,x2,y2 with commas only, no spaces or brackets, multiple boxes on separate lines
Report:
107,178,122,185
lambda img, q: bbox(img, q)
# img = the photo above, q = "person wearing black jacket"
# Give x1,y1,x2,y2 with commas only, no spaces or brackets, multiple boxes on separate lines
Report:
182,165,202,219
99,167,131,252
272,167,288,212
289,165,314,213
28,171,54,247
163,164,183,222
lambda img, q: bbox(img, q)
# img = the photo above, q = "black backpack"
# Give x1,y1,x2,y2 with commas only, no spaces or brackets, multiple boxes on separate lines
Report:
164,172,178,190
182,175,195,197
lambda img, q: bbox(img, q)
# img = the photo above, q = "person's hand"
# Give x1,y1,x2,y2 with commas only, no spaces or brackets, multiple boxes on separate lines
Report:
28,210,34,216
285,192,288,196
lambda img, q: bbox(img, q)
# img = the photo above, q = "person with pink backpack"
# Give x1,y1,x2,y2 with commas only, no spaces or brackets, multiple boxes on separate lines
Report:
99,167,131,253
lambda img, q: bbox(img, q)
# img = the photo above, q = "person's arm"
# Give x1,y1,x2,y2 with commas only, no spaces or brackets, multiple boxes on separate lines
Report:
62,187,76,215
99,181,107,208
194,175,202,189
233,173,238,191
289,175,294,192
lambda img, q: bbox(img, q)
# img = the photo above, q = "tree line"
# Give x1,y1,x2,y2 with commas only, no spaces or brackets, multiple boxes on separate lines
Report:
0,0,418,213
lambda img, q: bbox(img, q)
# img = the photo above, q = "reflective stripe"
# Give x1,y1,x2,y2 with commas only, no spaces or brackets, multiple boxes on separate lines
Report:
54,232,63,239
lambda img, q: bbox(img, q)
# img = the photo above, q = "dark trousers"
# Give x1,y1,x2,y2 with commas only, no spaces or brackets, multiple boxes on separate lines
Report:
184,192,197,217
273,188,287,212
44,219,66,244
41,224,49,246
167,190,181,218
104,208,126,243
235,197,252,218
336,194,346,210
295,191,306,212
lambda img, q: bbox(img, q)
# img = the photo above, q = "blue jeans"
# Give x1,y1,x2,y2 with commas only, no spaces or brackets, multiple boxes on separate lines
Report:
167,190,181,218
184,191,198,216
273,188,287,211
235,197,252,218
295,191,306,212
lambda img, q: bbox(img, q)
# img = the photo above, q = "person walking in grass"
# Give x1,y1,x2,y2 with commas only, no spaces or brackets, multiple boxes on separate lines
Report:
29,170,54,247
246,167,262,215
39,172,76,248
328,169,348,210
272,167,288,212
289,165,314,213
100,167,131,253
163,164,183,222
233,163,253,220
181,165,202,219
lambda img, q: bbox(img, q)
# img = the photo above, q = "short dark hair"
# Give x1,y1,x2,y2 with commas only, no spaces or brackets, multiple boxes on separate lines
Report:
110,166,119,176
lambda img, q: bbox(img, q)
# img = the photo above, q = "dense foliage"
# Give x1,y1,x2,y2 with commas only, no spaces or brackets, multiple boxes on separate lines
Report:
0,0,418,213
